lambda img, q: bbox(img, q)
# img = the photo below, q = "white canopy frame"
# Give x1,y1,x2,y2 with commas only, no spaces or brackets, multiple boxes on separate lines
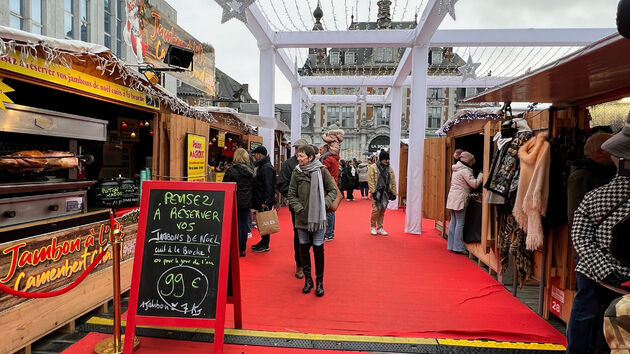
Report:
229,0,615,234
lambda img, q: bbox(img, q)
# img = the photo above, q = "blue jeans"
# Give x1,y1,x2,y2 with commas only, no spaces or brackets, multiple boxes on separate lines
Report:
236,208,250,252
447,209,466,252
566,272,620,353
325,211,335,237
359,182,369,197
297,228,325,246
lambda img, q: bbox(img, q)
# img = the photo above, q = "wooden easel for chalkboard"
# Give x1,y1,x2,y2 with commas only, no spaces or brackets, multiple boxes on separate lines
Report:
124,181,242,353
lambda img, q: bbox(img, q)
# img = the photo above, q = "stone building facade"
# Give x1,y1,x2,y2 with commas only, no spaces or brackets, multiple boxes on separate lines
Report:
300,0,485,161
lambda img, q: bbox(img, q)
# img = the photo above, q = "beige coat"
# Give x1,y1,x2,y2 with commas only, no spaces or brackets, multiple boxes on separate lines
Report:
446,162,483,211
367,163,397,196
513,133,551,250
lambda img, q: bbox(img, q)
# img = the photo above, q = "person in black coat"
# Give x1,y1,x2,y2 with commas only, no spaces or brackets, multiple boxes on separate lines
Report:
223,148,255,257
343,160,358,200
277,138,309,278
251,146,276,252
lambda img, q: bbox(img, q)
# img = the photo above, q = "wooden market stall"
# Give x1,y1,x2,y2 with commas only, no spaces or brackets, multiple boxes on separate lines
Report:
0,28,230,353
423,32,630,323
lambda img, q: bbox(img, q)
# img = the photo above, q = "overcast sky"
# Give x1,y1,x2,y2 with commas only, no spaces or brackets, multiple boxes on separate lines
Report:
167,0,621,104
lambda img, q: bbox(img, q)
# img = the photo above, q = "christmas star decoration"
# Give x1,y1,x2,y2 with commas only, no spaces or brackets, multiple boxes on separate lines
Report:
301,99,314,114
215,0,255,24
0,79,15,111
438,0,458,21
458,55,481,82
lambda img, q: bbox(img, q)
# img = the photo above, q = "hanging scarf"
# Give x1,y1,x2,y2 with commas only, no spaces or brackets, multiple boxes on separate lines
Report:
297,159,327,231
375,161,391,210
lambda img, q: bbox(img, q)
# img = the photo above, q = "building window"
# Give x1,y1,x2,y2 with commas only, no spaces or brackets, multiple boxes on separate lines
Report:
104,0,112,48
428,88,444,99
465,87,479,98
79,0,88,41
326,106,340,127
31,0,43,34
431,50,443,65
330,52,340,65
9,0,24,30
375,48,394,62
345,51,355,65
116,0,123,57
376,105,390,126
428,107,442,129
198,98,212,107
341,106,355,128
326,87,338,95
64,0,75,38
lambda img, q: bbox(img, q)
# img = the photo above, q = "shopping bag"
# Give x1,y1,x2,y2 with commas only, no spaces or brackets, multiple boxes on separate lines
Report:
256,208,280,235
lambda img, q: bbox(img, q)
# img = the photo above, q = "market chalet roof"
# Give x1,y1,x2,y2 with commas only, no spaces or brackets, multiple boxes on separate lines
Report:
467,33,630,107
0,26,230,123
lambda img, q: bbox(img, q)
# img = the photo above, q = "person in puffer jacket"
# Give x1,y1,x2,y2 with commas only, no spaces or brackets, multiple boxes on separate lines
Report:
446,151,483,254
223,148,255,257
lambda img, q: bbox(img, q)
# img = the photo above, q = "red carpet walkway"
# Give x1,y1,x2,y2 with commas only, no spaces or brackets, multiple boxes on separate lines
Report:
65,191,566,353
227,193,566,345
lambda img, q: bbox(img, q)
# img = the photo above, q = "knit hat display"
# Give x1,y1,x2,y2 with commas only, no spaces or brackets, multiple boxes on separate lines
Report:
379,150,390,161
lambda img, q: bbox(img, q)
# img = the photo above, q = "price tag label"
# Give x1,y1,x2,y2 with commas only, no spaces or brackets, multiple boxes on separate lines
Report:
550,285,564,317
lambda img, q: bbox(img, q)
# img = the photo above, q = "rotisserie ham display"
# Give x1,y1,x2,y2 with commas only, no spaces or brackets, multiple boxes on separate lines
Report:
43,151,79,170
0,150,78,172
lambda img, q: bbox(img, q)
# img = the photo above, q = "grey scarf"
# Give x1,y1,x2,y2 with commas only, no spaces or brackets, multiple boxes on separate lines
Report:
297,159,327,231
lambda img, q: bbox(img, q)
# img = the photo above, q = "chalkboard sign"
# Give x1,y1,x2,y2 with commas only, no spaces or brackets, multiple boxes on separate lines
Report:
124,181,241,353
136,188,224,318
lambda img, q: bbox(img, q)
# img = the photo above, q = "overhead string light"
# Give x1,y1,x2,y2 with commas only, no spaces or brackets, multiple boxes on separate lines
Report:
265,0,293,31
329,0,340,30
278,0,303,30
493,47,526,77
344,0,349,29
256,1,281,31
293,0,311,30
474,47,499,77
391,0,399,20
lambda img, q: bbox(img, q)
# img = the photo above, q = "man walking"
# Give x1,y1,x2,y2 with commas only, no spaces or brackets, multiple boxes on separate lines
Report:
251,146,276,252
277,138,309,277
368,150,397,235
320,144,340,241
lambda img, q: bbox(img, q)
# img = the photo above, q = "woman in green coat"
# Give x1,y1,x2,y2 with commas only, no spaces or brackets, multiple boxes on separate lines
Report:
288,145,337,296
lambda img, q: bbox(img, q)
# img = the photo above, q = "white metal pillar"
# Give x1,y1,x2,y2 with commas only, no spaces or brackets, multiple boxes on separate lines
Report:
259,44,276,163
405,45,428,234
290,85,302,150
388,86,402,210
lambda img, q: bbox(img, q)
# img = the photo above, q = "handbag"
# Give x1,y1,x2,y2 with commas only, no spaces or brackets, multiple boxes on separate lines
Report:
255,208,280,235
328,180,343,212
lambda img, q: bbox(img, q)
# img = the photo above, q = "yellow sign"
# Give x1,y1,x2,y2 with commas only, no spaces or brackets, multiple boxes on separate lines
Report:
215,172,224,183
0,78,15,111
186,133,206,181
0,53,159,110
217,132,225,148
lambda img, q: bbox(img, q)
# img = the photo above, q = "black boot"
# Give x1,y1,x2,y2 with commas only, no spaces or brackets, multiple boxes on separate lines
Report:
299,243,313,293
313,245,325,297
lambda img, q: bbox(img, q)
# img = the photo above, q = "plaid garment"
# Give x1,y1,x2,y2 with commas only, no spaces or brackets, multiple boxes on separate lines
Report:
572,176,630,282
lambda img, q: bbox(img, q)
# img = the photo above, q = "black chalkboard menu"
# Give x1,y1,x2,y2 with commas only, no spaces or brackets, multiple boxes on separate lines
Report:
135,189,225,319
124,181,241,353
